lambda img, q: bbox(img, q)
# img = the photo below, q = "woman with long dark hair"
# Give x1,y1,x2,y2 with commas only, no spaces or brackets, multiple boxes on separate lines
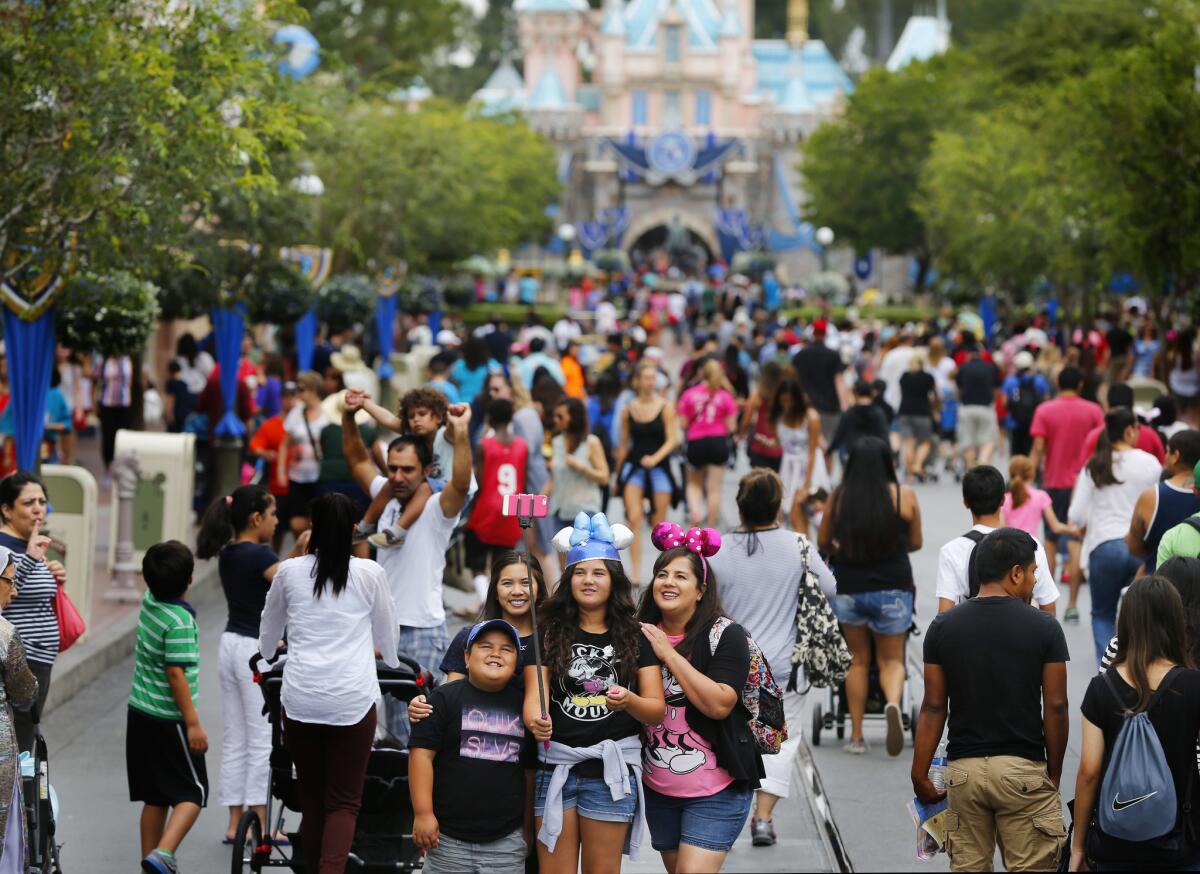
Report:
525,514,665,874
549,398,609,530
452,336,493,406
257,493,398,874
1073,576,1200,871
636,524,760,873
196,484,309,842
819,437,922,757
1069,408,1162,664
740,361,785,472
773,377,827,533
1168,326,1200,421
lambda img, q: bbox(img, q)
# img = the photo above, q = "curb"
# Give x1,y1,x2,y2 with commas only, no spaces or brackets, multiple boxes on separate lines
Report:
43,562,220,715
797,734,855,873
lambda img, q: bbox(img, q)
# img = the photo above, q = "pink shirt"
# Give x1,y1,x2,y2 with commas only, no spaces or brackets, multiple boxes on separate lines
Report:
643,633,735,798
1081,422,1165,465
1029,395,1105,488
1001,488,1053,537
677,385,737,442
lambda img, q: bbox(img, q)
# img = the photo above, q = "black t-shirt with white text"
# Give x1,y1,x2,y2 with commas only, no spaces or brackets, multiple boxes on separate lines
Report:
924,596,1069,762
543,627,658,775
408,679,537,843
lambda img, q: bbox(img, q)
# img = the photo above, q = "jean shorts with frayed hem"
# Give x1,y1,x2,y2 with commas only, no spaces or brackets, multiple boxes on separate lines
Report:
534,768,638,823
644,784,753,853
831,589,913,636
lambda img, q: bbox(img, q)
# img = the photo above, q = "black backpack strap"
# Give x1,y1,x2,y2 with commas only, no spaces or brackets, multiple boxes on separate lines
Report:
963,530,986,599
1103,665,1183,718
1185,517,1200,536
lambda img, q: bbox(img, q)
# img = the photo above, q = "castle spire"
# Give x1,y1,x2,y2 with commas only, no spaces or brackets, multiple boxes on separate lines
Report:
787,0,809,47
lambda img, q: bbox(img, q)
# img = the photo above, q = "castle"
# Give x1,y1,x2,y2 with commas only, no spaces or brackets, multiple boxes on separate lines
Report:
474,0,854,277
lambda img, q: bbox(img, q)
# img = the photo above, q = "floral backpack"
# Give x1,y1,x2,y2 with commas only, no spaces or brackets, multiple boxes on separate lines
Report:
708,616,787,755
789,535,852,693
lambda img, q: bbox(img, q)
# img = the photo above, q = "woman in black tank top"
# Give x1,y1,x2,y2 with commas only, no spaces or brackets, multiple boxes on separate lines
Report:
617,361,680,575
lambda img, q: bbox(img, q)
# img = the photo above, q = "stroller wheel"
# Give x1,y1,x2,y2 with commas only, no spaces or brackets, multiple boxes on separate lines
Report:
811,703,823,746
232,809,264,874
836,718,845,740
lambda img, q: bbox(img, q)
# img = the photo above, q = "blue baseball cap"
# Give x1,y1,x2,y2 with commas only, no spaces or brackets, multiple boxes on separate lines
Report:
466,619,522,650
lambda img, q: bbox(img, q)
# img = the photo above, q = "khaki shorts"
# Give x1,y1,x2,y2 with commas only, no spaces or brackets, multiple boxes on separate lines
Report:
956,405,999,449
945,755,1066,872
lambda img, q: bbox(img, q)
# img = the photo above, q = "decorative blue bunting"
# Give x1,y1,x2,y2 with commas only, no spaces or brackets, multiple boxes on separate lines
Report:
295,307,317,373
211,306,247,438
375,295,397,379
2,307,55,470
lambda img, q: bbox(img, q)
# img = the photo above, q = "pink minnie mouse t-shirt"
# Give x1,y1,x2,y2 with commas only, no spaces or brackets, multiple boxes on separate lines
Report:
677,385,737,442
642,632,735,798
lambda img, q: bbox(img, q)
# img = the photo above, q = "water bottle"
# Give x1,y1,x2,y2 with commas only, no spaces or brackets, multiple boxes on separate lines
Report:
929,739,949,792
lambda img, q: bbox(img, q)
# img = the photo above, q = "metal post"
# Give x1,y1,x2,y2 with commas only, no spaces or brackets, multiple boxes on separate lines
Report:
212,436,244,503
106,452,143,602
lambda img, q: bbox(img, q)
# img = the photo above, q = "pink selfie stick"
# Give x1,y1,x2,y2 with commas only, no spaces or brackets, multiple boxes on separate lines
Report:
502,493,552,749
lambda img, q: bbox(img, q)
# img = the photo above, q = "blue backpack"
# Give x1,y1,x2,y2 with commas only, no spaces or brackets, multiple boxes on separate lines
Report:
1097,667,1183,842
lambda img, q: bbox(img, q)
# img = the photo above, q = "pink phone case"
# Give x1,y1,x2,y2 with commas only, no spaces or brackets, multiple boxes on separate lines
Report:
502,493,549,518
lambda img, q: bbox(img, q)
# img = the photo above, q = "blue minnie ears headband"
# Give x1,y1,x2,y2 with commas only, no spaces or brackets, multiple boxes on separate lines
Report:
553,512,634,568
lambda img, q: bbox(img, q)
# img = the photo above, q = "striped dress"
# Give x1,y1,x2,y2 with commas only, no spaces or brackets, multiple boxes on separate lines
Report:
0,532,59,667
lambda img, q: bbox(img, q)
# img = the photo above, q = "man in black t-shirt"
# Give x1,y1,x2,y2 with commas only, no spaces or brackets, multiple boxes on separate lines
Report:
791,320,847,451
912,528,1070,872
954,346,1001,469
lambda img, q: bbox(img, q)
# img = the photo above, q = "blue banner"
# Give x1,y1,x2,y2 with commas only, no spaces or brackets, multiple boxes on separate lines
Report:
211,306,247,438
2,308,55,470
375,295,397,379
980,295,998,344
295,307,317,373
429,310,443,339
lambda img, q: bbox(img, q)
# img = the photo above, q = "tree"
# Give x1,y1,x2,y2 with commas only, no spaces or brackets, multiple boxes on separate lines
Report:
299,0,468,91
0,0,309,291
310,99,559,272
799,54,970,288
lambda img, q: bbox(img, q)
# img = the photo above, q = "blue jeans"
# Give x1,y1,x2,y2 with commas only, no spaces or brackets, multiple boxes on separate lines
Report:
620,463,673,495
644,784,753,853
423,829,526,874
831,590,914,636
1088,539,1142,666
387,623,448,745
534,768,638,823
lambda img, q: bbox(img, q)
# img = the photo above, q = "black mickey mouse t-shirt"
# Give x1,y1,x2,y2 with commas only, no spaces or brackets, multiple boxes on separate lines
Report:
541,628,658,775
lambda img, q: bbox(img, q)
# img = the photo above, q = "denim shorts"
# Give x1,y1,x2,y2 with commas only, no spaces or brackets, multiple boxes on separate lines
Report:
831,589,913,635
620,463,673,495
534,768,638,823
644,784,753,853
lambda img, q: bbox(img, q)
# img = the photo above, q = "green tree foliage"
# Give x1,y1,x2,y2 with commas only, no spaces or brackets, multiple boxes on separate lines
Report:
0,0,308,287
310,99,559,272
300,0,468,90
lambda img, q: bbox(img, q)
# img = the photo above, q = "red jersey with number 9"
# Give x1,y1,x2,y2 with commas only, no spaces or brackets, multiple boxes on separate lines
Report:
466,434,528,547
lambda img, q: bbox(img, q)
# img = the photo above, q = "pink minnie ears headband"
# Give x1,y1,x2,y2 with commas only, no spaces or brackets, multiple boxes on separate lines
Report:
652,522,721,583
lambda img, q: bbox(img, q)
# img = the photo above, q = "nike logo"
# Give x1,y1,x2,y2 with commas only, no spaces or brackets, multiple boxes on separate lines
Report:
1112,791,1158,811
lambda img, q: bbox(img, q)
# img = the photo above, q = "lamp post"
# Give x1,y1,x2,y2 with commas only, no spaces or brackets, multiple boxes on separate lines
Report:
557,224,577,299
816,226,835,272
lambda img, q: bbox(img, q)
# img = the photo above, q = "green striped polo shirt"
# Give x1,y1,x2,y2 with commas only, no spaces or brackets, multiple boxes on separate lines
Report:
128,592,199,721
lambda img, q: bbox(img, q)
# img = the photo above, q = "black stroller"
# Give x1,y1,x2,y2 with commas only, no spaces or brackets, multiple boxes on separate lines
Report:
233,652,434,873
24,701,61,874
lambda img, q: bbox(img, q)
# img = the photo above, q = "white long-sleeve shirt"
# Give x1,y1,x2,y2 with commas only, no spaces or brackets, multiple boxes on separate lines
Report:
1068,449,1162,572
258,554,399,726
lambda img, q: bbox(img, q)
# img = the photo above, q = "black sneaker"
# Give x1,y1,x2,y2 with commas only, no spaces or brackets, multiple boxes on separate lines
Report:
751,816,776,847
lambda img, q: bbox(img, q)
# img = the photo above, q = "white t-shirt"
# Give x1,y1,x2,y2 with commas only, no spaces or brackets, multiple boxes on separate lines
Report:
370,476,460,628
258,555,399,726
935,523,1060,607
1068,448,1163,571
283,405,330,484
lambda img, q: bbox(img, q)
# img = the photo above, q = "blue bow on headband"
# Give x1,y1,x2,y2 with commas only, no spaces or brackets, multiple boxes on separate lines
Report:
569,512,615,547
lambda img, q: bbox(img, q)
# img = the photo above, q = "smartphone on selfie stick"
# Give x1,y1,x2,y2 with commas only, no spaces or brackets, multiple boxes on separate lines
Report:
501,493,551,748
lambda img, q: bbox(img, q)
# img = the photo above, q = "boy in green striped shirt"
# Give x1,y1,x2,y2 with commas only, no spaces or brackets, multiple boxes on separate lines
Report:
127,541,209,874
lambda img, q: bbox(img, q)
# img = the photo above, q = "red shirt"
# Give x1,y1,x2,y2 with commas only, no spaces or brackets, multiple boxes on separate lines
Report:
466,435,527,547
1081,421,1165,466
249,416,288,495
1029,395,1106,489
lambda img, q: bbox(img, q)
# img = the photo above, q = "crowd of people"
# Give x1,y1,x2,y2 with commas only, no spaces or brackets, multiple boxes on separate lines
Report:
5,274,1200,873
